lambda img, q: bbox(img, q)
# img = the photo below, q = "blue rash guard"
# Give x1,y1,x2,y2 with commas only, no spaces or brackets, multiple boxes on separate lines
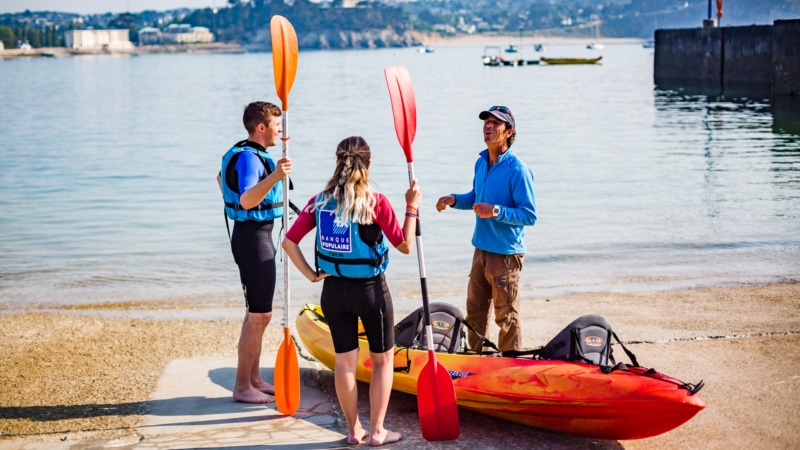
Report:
220,143,284,222
236,151,264,193
452,147,537,255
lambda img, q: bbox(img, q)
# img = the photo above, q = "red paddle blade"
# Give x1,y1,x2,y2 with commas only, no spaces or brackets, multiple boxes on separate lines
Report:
384,66,417,163
275,327,300,415
270,15,298,111
417,350,460,441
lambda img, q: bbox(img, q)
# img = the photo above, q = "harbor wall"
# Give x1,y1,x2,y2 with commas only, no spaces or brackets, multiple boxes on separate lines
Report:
773,20,800,97
654,19,799,98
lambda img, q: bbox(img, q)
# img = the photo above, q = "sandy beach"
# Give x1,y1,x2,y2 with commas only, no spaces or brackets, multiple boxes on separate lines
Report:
1,282,798,448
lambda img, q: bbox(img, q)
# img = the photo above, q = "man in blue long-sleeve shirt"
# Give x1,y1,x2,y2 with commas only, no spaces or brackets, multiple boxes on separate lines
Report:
436,106,536,352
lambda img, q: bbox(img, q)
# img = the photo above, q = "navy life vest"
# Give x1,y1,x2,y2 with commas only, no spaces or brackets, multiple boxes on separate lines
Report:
220,140,285,222
314,196,389,278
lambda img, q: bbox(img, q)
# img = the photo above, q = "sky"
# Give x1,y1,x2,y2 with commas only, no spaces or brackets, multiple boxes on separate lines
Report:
0,1,223,15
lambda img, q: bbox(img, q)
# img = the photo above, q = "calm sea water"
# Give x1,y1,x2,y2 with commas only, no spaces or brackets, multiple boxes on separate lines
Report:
1,44,798,317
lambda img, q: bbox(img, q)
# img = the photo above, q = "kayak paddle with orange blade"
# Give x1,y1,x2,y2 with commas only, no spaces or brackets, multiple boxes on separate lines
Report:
384,65,460,441
271,14,300,416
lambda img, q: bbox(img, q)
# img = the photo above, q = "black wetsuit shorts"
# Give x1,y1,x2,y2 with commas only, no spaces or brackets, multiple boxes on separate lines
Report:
320,273,394,354
231,220,276,313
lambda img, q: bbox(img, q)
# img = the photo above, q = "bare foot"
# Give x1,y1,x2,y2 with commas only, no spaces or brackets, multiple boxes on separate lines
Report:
233,386,275,403
369,430,401,446
252,380,275,395
347,430,368,445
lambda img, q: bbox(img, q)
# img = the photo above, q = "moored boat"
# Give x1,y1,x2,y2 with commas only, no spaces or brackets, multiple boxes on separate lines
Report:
541,56,603,65
296,304,706,440
482,46,540,67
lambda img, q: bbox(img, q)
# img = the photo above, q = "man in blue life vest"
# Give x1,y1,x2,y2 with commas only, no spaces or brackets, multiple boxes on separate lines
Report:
435,105,537,352
218,101,291,403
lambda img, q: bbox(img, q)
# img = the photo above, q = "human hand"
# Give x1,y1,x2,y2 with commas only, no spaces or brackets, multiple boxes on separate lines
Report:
274,157,292,178
472,202,494,218
436,195,455,212
309,271,330,283
405,179,421,209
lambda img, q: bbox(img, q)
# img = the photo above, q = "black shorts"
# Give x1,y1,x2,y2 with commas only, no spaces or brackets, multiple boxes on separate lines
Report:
320,274,394,354
231,220,276,313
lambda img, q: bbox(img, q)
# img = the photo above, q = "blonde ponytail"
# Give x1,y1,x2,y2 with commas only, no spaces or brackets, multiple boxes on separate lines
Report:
314,136,376,224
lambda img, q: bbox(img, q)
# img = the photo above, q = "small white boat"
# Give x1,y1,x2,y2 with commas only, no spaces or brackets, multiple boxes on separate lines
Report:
587,42,604,50
417,46,435,53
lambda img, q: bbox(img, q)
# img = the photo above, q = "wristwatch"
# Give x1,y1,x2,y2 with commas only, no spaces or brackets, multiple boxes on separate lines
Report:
492,205,501,218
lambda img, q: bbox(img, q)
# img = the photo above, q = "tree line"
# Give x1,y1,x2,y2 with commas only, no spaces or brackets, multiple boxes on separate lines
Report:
0,25,63,48
0,1,408,49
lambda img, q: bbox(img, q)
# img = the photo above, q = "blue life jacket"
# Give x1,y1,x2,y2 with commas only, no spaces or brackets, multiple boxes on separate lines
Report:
220,140,284,222
314,196,390,278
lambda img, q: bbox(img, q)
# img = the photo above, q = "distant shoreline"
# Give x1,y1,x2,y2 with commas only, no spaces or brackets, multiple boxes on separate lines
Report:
1,33,647,59
0,42,246,59
410,31,645,47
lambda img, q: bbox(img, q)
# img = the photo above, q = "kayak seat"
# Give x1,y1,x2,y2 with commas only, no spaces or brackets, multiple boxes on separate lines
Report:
394,303,466,353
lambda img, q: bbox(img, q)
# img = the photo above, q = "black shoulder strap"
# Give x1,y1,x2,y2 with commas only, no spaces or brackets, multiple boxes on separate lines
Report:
412,310,425,349
455,317,501,354
611,331,640,367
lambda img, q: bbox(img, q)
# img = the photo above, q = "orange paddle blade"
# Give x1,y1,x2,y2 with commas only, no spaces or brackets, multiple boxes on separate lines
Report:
275,327,300,415
384,66,417,163
270,15,298,111
417,350,460,441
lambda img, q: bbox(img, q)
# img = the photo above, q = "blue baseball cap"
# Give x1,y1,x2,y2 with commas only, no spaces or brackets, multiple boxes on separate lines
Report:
479,105,515,128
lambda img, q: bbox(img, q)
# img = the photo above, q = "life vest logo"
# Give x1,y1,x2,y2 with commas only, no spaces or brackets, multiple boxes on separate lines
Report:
319,210,351,253
584,336,603,347
432,320,451,330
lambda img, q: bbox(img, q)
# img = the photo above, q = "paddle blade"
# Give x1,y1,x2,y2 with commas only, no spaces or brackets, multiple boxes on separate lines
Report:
384,66,417,163
275,327,300,415
417,350,460,441
270,15,298,111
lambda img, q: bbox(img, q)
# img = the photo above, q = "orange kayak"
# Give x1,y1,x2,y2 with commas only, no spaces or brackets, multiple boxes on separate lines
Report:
296,304,705,440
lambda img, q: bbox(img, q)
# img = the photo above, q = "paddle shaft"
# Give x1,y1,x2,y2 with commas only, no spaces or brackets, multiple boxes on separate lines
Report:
282,111,290,329
406,162,433,339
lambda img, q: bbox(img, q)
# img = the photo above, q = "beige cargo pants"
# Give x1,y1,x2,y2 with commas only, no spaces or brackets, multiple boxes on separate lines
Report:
465,249,525,352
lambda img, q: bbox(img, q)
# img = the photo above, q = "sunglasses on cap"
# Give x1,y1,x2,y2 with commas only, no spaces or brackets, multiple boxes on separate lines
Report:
488,105,510,113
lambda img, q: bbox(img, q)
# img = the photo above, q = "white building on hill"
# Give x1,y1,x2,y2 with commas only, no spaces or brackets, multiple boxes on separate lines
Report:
138,25,214,45
64,29,134,50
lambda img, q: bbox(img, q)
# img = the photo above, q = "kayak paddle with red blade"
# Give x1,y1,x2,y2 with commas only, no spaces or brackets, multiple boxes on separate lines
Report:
384,65,460,441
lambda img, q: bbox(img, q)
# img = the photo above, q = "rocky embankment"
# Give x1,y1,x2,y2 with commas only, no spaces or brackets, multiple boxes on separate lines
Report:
299,28,420,49
241,26,421,51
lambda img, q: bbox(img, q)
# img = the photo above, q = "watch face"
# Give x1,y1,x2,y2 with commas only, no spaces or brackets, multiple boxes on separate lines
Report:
493,205,500,215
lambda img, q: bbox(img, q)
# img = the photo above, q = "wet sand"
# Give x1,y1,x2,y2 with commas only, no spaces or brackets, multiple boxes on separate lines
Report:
1,282,798,448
